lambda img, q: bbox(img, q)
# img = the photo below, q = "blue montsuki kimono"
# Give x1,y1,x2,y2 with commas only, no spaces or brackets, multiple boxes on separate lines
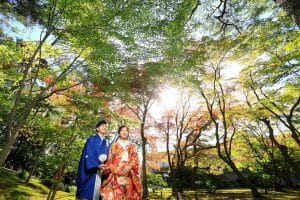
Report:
76,134,110,200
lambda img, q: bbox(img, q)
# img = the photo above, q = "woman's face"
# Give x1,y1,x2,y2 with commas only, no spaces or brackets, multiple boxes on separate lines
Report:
119,127,129,140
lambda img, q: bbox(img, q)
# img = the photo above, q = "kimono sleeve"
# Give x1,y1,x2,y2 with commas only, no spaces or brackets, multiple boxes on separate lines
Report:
84,137,100,173
129,144,139,172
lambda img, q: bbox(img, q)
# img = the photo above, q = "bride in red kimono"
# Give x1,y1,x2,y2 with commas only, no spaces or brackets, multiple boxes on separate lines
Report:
100,125,142,200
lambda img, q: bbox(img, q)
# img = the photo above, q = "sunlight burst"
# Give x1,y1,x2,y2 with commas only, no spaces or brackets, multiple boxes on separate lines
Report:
159,86,180,110
149,86,181,119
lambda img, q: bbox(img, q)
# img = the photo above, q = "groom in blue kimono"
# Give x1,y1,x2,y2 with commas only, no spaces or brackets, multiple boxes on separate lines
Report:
76,120,110,200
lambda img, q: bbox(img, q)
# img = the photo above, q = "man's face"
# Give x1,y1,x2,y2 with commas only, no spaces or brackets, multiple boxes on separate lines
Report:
97,124,107,135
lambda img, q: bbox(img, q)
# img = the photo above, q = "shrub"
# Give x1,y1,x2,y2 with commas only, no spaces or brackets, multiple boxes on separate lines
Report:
194,170,225,193
68,185,77,193
147,173,168,191
17,170,29,180
41,178,54,188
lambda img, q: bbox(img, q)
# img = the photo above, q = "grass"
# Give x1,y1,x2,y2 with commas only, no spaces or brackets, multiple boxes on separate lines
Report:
1,169,299,200
0,168,75,200
149,188,300,200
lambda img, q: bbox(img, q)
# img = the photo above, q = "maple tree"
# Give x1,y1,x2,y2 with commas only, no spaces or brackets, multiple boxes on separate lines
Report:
0,0,299,199
156,90,211,194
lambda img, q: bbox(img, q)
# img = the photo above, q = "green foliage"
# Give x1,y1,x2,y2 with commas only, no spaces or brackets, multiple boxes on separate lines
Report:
0,40,23,67
237,15,299,88
1,0,300,197
192,0,279,35
0,1,45,25
147,173,168,190
194,169,226,193
0,168,74,200
17,171,29,181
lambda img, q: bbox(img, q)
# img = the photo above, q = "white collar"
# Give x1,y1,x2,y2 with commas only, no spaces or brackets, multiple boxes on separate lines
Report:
118,139,130,161
97,133,105,140
118,139,129,148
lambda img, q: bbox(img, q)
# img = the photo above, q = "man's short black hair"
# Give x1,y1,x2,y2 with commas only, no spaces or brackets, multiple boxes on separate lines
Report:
95,120,107,128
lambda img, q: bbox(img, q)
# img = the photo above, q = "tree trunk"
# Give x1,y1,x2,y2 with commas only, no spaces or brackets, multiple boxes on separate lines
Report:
25,135,47,183
287,120,300,146
281,169,295,188
250,186,261,198
272,166,282,191
261,118,300,177
215,120,261,198
192,146,198,189
0,131,19,166
47,180,61,200
178,163,184,193
25,161,39,183
276,0,300,28
0,21,53,167
0,96,39,167
47,165,66,200
170,170,177,195
47,132,76,200
225,159,261,198
141,121,148,199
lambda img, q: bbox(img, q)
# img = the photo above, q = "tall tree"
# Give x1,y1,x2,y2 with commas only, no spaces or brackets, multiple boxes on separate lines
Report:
275,0,300,27
236,14,300,146
185,37,262,197
157,92,210,194
0,0,98,166
110,66,162,199
188,0,298,35
240,91,300,178
239,119,298,189
0,0,197,167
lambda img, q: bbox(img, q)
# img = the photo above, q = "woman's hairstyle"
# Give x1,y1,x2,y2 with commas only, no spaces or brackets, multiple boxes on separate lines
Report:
95,120,107,128
118,125,129,135
113,125,130,142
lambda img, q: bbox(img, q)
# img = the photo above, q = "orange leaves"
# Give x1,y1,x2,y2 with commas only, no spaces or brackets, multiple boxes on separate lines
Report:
110,100,140,120
44,75,53,85
147,152,167,171
90,82,105,97
48,93,69,106
211,111,220,121
121,67,151,94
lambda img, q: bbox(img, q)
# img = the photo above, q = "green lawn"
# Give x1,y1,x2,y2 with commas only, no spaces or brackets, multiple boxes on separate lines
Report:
1,169,299,200
150,188,300,200
0,168,74,200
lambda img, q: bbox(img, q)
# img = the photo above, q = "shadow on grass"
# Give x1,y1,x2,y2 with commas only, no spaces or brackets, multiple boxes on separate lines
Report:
0,169,22,189
149,188,300,200
0,190,30,200
0,168,76,200
25,182,48,194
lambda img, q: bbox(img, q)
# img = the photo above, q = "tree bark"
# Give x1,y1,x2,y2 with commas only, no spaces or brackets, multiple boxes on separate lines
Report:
261,118,300,177
47,132,76,200
141,118,148,199
25,135,47,183
225,158,261,198
0,57,82,167
201,92,262,198
177,163,184,193
0,131,20,166
281,168,295,188
276,0,300,27
47,166,66,200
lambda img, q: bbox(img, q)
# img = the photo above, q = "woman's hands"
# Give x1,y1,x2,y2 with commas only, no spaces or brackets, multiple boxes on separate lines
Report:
98,164,110,175
112,165,131,176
